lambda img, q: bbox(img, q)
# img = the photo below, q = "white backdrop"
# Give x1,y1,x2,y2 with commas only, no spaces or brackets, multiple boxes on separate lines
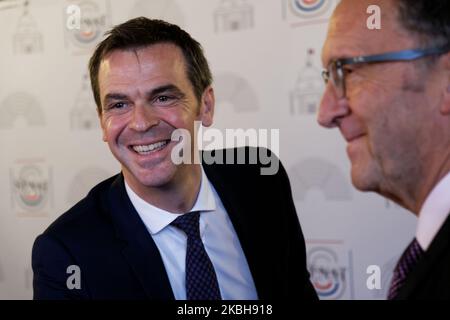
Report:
0,0,416,300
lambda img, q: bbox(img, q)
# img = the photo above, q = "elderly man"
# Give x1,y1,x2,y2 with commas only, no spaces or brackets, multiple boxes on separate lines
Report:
32,17,317,300
318,0,450,299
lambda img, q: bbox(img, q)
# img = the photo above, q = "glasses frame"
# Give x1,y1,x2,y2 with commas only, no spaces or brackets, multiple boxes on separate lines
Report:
322,45,450,98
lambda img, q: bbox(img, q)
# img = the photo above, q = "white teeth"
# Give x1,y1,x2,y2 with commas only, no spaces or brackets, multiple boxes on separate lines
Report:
132,140,168,154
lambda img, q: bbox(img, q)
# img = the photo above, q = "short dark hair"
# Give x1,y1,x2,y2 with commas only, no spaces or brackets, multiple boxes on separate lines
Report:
397,0,450,49
88,17,212,114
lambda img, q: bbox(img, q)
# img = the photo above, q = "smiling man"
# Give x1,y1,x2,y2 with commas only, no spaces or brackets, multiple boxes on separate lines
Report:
98,43,210,214
32,17,317,300
318,0,450,299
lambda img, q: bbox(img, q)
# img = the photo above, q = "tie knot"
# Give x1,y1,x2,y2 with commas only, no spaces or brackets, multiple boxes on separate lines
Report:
171,211,201,239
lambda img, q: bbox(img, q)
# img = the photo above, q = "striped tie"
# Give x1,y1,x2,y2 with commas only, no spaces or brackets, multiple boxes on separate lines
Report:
388,238,424,300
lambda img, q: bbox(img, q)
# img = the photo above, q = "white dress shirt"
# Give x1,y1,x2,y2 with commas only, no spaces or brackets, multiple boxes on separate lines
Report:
416,171,450,250
125,167,258,300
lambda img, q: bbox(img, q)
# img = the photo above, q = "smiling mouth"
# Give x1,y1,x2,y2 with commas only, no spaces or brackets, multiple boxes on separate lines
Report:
344,133,366,143
131,140,171,155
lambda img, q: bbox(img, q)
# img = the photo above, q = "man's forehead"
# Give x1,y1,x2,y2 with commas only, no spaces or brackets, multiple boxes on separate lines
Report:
101,44,183,70
322,0,412,64
97,44,191,101
332,0,395,21
98,44,187,88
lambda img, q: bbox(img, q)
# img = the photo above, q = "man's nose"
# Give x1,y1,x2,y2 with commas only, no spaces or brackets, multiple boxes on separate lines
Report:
129,103,159,131
317,82,350,128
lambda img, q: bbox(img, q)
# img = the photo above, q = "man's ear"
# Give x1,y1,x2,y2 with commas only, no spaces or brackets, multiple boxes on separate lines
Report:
199,86,215,127
441,53,450,115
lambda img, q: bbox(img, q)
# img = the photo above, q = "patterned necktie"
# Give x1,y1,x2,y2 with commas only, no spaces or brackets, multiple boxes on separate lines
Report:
171,211,222,300
388,238,424,300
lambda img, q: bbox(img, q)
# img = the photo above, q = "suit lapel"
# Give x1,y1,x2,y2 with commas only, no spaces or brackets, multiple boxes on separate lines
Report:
203,162,274,299
106,174,174,300
397,213,450,299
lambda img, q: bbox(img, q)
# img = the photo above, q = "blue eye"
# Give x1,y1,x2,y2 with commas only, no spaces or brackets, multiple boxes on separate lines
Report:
112,102,126,109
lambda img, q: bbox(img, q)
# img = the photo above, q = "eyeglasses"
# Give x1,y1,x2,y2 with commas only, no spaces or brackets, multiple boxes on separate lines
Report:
322,45,450,99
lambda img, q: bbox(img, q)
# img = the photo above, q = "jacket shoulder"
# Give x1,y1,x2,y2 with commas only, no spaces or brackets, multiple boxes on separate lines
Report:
42,174,119,241
202,146,283,178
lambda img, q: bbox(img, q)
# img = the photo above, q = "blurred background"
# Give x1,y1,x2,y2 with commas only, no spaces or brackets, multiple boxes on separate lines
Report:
0,0,416,299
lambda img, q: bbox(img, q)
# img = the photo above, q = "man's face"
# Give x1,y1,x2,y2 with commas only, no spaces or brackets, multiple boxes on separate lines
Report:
98,43,214,195
318,0,441,199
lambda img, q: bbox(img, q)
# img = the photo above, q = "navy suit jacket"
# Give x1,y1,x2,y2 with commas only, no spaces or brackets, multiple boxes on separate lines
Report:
32,147,318,300
396,213,450,300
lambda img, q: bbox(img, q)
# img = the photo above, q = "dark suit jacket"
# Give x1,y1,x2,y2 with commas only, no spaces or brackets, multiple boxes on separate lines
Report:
32,147,317,300
396,213,450,300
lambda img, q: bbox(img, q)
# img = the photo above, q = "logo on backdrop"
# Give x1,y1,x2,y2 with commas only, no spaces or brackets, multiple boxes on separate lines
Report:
282,0,337,27
290,48,324,115
67,167,111,205
307,241,354,300
71,74,99,130
130,0,185,27
0,92,45,129
214,0,254,33
214,73,259,112
13,1,43,54
289,157,352,201
371,256,397,299
290,0,331,18
64,0,110,53
10,159,52,217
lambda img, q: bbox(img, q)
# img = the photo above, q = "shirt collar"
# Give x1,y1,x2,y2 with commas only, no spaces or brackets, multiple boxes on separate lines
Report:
125,166,216,235
416,171,450,250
